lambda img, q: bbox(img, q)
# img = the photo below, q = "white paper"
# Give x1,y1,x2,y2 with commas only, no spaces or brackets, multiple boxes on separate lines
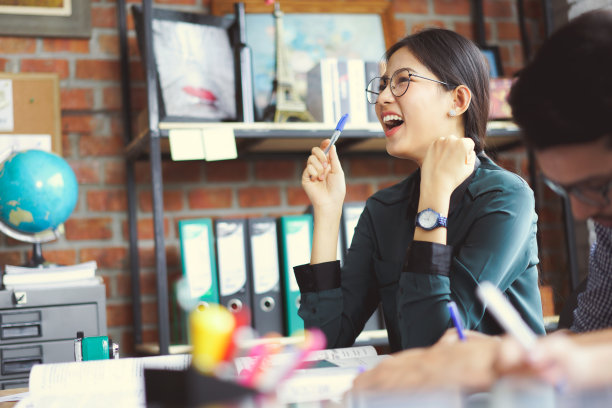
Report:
20,355,190,408
216,221,247,296
0,134,52,153
181,223,213,299
202,127,237,161
0,79,14,131
169,128,205,161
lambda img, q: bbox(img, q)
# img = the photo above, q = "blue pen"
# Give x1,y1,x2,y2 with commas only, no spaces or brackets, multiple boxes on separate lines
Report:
324,113,349,155
447,301,466,341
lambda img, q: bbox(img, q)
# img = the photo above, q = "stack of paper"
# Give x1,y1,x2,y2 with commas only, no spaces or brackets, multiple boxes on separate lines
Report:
2,260,99,290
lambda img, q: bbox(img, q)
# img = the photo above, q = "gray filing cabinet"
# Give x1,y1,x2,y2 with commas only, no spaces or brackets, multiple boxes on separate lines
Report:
0,284,106,389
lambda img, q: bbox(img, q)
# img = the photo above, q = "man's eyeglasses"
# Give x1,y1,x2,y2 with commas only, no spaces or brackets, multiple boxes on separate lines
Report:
542,175,612,207
365,68,449,104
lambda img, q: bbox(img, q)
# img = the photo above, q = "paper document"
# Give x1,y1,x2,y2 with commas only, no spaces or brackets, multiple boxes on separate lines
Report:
14,354,190,408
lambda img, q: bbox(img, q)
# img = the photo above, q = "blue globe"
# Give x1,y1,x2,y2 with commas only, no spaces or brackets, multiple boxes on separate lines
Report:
0,150,78,235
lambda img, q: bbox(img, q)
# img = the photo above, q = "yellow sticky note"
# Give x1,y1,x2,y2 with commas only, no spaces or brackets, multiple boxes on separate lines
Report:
168,129,205,161
202,127,237,161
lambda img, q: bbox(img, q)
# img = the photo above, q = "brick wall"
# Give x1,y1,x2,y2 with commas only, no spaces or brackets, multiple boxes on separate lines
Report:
0,0,573,354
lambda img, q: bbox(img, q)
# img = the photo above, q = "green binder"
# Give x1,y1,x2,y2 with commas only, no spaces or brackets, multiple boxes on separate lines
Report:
278,214,313,336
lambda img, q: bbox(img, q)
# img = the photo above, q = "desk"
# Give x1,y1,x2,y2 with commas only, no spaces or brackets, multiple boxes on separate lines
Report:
0,387,26,408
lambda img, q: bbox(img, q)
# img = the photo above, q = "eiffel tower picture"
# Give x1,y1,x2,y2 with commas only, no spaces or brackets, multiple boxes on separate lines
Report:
265,3,314,123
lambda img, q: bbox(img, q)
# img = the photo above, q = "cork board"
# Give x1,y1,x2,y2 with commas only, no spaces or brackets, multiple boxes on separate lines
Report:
0,73,61,156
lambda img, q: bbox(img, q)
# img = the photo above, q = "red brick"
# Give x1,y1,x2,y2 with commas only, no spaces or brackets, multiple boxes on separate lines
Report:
142,301,159,325
206,160,248,182
21,59,69,79
128,36,140,58
254,160,296,181
61,88,94,110
433,0,471,15
129,86,148,111
497,21,520,41
42,39,89,53
238,187,281,208
392,159,418,176
65,218,113,240
0,251,23,267
98,34,119,56
76,60,121,81
394,0,428,13
103,86,122,110
101,275,111,299
0,59,7,71
79,135,125,156
346,184,374,202
138,245,180,269
393,19,407,41
524,0,542,19
162,161,202,183
126,218,171,241
107,303,133,327
129,61,145,82
67,159,101,184
139,190,184,212
0,38,36,54
188,188,233,209
81,247,128,269
91,6,117,28
35,249,76,266
104,160,126,184
62,115,94,134
411,20,447,34
287,186,310,206
538,203,563,224
540,285,555,316
483,0,514,18
134,161,152,183
87,189,128,212
347,157,391,178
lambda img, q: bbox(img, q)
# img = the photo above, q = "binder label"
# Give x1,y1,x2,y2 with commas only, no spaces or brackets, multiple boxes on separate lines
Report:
217,221,247,296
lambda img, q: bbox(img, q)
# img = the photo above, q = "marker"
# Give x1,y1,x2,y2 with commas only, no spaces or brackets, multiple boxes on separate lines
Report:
476,281,537,350
324,113,349,155
447,301,466,341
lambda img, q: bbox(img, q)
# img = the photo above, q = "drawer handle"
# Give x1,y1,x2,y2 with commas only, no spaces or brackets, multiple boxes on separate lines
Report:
2,357,42,375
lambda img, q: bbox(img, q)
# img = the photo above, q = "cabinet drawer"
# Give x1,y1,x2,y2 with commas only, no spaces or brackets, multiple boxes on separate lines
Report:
0,304,100,345
0,339,75,383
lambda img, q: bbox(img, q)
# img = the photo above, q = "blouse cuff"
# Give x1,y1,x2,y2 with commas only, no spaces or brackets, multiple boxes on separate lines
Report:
403,241,453,277
294,260,341,293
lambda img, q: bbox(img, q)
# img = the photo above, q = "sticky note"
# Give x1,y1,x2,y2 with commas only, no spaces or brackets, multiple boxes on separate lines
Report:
202,127,237,161
168,129,205,161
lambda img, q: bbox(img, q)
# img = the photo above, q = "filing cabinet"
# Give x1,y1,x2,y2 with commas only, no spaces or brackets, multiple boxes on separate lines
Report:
0,284,106,389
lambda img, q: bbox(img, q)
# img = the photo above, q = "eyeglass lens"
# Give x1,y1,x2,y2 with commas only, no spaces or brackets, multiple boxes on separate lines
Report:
366,70,412,104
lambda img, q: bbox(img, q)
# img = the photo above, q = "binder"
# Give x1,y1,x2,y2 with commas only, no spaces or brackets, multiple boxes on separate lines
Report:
341,203,384,331
178,219,219,305
278,214,313,336
247,217,284,336
214,219,252,321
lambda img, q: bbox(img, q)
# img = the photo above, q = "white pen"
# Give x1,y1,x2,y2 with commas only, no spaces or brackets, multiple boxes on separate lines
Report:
324,113,349,155
476,281,538,350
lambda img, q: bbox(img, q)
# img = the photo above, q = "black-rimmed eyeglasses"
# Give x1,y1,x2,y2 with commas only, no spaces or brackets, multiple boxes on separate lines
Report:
542,175,612,207
365,68,450,104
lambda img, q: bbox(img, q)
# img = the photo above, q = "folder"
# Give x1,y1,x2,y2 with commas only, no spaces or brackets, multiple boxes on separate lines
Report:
278,214,313,336
246,218,284,336
214,218,252,321
341,203,384,331
178,219,219,305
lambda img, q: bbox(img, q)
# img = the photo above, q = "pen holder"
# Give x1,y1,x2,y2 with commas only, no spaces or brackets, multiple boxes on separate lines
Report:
144,366,257,407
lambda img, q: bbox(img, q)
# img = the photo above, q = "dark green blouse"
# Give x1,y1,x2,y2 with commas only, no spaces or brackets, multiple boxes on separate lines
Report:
294,155,545,352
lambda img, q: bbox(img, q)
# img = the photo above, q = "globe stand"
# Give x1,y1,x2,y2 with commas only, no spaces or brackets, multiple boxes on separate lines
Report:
0,220,62,268
26,242,47,268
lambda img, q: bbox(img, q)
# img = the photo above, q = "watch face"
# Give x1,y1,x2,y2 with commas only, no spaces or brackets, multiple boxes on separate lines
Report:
418,209,437,228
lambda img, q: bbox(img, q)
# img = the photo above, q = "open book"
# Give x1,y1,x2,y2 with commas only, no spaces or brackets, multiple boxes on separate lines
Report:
13,346,386,407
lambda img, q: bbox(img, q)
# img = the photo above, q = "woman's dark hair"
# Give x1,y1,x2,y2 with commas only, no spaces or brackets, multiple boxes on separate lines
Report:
385,28,490,153
509,9,612,150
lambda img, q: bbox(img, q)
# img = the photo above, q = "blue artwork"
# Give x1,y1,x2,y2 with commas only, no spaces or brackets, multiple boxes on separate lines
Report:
481,49,500,79
245,13,387,118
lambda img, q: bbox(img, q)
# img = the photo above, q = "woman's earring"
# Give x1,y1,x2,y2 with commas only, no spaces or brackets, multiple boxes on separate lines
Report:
448,109,457,117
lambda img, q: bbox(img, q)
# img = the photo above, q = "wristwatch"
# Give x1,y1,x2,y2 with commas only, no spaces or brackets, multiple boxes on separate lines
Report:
415,208,447,231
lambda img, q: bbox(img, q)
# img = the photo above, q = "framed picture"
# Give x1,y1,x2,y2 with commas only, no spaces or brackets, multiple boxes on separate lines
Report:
211,0,397,120
480,45,504,78
0,0,91,38
133,6,247,123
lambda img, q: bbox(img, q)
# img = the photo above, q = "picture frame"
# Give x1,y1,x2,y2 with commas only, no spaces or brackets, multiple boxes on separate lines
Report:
0,0,91,38
133,5,251,123
480,45,504,79
211,0,397,120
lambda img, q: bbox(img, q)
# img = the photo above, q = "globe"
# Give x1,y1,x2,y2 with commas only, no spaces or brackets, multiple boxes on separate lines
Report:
0,149,78,265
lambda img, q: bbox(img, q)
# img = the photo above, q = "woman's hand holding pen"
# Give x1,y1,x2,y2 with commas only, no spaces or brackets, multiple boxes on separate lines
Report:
302,139,346,214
